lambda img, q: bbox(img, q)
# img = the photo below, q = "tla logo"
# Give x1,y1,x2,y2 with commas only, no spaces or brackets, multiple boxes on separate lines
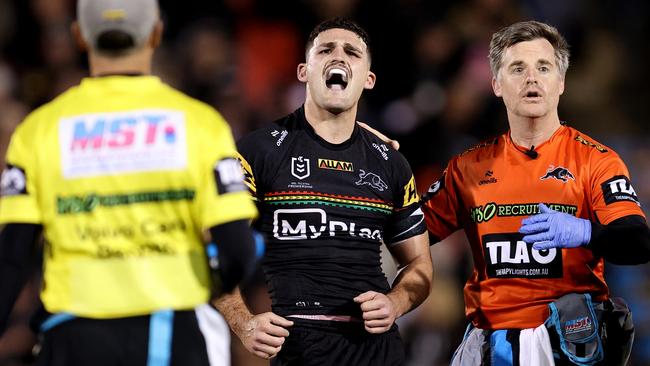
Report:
482,233,563,279
601,175,639,206
291,156,310,180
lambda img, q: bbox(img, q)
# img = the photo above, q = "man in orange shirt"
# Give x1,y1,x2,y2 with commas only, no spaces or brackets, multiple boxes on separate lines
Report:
420,21,650,365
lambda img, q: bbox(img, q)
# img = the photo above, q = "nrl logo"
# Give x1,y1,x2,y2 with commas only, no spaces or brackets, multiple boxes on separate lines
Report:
291,156,310,180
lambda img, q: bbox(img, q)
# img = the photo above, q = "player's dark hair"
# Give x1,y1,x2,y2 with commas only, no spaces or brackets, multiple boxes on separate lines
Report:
95,30,137,57
306,17,371,63
489,20,570,77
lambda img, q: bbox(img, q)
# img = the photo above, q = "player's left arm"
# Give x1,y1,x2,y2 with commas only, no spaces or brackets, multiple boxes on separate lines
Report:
354,162,432,333
354,230,431,334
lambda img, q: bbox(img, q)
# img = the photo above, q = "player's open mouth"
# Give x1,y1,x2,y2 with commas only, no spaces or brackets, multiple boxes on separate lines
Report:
325,67,349,90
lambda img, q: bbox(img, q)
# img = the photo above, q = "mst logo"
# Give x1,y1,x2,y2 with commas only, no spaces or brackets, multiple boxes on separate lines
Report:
565,316,592,335
273,208,382,241
59,110,187,178
483,233,563,278
541,165,575,183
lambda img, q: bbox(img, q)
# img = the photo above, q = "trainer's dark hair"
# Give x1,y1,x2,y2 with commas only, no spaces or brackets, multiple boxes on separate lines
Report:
489,20,570,77
95,30,137,57
306,17,371,63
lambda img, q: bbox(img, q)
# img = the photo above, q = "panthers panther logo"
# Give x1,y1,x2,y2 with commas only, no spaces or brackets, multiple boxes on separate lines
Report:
355,170,388,191
541,165,575,183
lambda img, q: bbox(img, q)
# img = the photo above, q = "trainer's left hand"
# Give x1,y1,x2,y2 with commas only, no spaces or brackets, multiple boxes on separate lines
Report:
353,291,397,334
519,203,591,250
357,122,400,150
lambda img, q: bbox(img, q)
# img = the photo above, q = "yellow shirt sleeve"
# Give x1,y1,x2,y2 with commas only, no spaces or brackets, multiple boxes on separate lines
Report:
194,109,257,230
0,116,42,224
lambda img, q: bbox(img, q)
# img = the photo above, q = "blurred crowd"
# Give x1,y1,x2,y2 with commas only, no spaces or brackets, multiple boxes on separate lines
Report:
0,0,648,365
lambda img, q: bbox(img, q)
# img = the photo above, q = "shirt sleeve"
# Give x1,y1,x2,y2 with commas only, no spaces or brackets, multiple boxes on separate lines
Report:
421,156,463,242
236,131,266,203
590,152,645,225
383,154,426,246
195,110,257,230
0,118,42,224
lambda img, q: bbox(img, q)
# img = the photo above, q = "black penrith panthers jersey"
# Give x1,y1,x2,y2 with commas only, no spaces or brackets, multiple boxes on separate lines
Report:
237,106,425,317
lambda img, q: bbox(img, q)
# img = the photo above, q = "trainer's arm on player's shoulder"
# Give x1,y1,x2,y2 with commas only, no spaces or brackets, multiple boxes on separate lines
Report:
354,232,432,334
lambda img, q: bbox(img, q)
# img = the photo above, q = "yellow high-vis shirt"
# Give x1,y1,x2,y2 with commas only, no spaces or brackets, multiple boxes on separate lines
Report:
0,76,257,318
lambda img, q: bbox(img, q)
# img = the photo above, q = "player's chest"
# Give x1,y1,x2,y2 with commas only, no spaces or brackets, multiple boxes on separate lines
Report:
266,147,394,202
260,147,394,242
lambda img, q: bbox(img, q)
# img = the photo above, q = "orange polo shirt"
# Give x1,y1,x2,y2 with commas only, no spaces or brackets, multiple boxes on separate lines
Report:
422,125,644,329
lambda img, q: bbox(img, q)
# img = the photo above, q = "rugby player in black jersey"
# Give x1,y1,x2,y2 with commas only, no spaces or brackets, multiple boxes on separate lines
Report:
214,18,432,366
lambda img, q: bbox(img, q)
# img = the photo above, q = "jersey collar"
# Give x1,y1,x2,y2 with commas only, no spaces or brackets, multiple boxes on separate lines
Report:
295,105,360,151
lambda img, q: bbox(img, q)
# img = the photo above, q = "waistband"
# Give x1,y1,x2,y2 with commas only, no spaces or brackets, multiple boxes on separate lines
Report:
287,314,362,322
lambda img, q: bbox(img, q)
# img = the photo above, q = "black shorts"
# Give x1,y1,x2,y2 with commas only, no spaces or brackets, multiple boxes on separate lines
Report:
34,310,211,366
272,319,405,366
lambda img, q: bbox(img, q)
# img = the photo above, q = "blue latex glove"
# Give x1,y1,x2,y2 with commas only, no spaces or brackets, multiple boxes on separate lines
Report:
519,203,591,250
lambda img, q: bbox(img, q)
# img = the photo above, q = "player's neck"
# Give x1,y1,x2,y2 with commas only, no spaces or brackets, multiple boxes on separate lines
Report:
508,112,562,149
304,99,357,144
88,48,153,77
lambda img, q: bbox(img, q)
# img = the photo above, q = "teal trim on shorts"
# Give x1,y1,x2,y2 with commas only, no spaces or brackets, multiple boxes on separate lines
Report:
147,309,174,366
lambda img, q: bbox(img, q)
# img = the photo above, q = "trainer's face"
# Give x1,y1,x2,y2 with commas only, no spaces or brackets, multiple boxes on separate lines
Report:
298,28,375,114
492,38,565,120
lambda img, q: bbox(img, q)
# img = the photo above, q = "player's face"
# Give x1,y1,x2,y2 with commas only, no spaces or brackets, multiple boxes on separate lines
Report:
492,38,565,120
298,28,375,114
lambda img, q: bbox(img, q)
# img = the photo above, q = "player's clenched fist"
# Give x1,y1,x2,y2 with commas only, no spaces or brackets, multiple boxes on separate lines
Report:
239,312,294,359
353,291,398,334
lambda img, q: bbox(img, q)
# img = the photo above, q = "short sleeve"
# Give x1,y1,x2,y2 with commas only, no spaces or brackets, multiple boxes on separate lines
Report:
195,110,257,230
383,154,426,245
0,118,42,224
421,157,463,242
236,131,267,202
590,153,645,225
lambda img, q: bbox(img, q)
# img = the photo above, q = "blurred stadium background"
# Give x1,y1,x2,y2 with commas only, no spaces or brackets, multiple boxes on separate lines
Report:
0,0,648,365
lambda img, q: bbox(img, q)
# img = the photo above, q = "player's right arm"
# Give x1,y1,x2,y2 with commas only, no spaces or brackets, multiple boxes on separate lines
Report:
213,289,293,359
213,123,294,359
